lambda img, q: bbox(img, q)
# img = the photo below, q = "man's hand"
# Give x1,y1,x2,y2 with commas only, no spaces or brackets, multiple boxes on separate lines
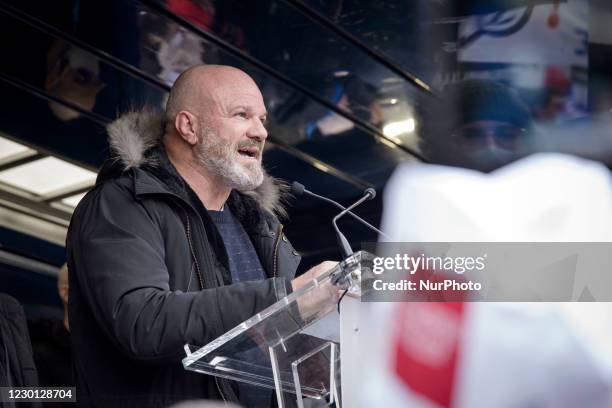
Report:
291,261,338,292
291,261,340,317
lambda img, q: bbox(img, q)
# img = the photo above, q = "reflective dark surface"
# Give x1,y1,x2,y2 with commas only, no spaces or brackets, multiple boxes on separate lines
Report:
1,0,612,290
302,0,434,82
0,0,424,195
0,0,427,150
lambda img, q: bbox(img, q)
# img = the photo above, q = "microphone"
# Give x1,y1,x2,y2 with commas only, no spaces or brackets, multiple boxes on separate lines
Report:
331,191,373,258
291,182,391,259
291,182,389,239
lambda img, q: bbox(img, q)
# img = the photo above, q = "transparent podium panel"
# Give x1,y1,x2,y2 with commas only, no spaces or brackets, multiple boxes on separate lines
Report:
182,251,371,406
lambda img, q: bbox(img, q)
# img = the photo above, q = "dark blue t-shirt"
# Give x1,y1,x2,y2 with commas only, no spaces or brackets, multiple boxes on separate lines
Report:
207,207,266,283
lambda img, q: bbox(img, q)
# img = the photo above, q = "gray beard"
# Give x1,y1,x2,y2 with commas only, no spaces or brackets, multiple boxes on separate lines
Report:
195,128,264,191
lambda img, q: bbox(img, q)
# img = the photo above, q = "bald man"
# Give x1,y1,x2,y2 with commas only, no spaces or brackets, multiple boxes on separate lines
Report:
67,65,336,407
27,263,73,392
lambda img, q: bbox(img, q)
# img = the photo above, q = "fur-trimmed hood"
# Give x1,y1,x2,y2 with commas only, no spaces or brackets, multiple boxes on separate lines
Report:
104,110,288,217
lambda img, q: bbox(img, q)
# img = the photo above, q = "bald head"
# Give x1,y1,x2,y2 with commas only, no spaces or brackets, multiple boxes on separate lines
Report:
165,65,262,124
163,64,269,195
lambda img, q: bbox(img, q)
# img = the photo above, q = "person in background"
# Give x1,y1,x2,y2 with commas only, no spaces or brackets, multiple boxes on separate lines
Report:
0,293,39,394
28,263,73,393
418,79,534,172
44,41,105,122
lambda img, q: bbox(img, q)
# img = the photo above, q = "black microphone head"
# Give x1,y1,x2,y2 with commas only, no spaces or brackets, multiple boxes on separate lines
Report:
364,188,376,200
291,181,305,196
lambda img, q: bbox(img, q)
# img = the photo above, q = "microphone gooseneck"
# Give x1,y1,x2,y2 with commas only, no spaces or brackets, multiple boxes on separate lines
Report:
331,193,372,258
292,181,392,260
290,182,390,240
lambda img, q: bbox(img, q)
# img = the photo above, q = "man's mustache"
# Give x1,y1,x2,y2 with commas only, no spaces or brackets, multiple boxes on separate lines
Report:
236,141,264,151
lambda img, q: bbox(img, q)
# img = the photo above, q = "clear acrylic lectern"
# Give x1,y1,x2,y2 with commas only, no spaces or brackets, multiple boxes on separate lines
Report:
182,251,372,407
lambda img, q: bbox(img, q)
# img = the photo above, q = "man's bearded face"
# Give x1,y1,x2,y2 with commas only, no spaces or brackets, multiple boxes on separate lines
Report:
194,124,264,191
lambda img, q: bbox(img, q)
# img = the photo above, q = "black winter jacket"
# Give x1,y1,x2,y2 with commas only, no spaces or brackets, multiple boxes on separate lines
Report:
0,294,40,408
66,111,301,407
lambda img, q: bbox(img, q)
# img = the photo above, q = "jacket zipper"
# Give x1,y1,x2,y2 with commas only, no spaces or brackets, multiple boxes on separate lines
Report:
184,216,205,290
272,224,283,278
184,213,233,403
163,196,238,403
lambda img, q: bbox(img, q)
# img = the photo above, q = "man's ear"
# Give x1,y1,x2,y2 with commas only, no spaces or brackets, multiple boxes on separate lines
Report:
175,111,199,146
